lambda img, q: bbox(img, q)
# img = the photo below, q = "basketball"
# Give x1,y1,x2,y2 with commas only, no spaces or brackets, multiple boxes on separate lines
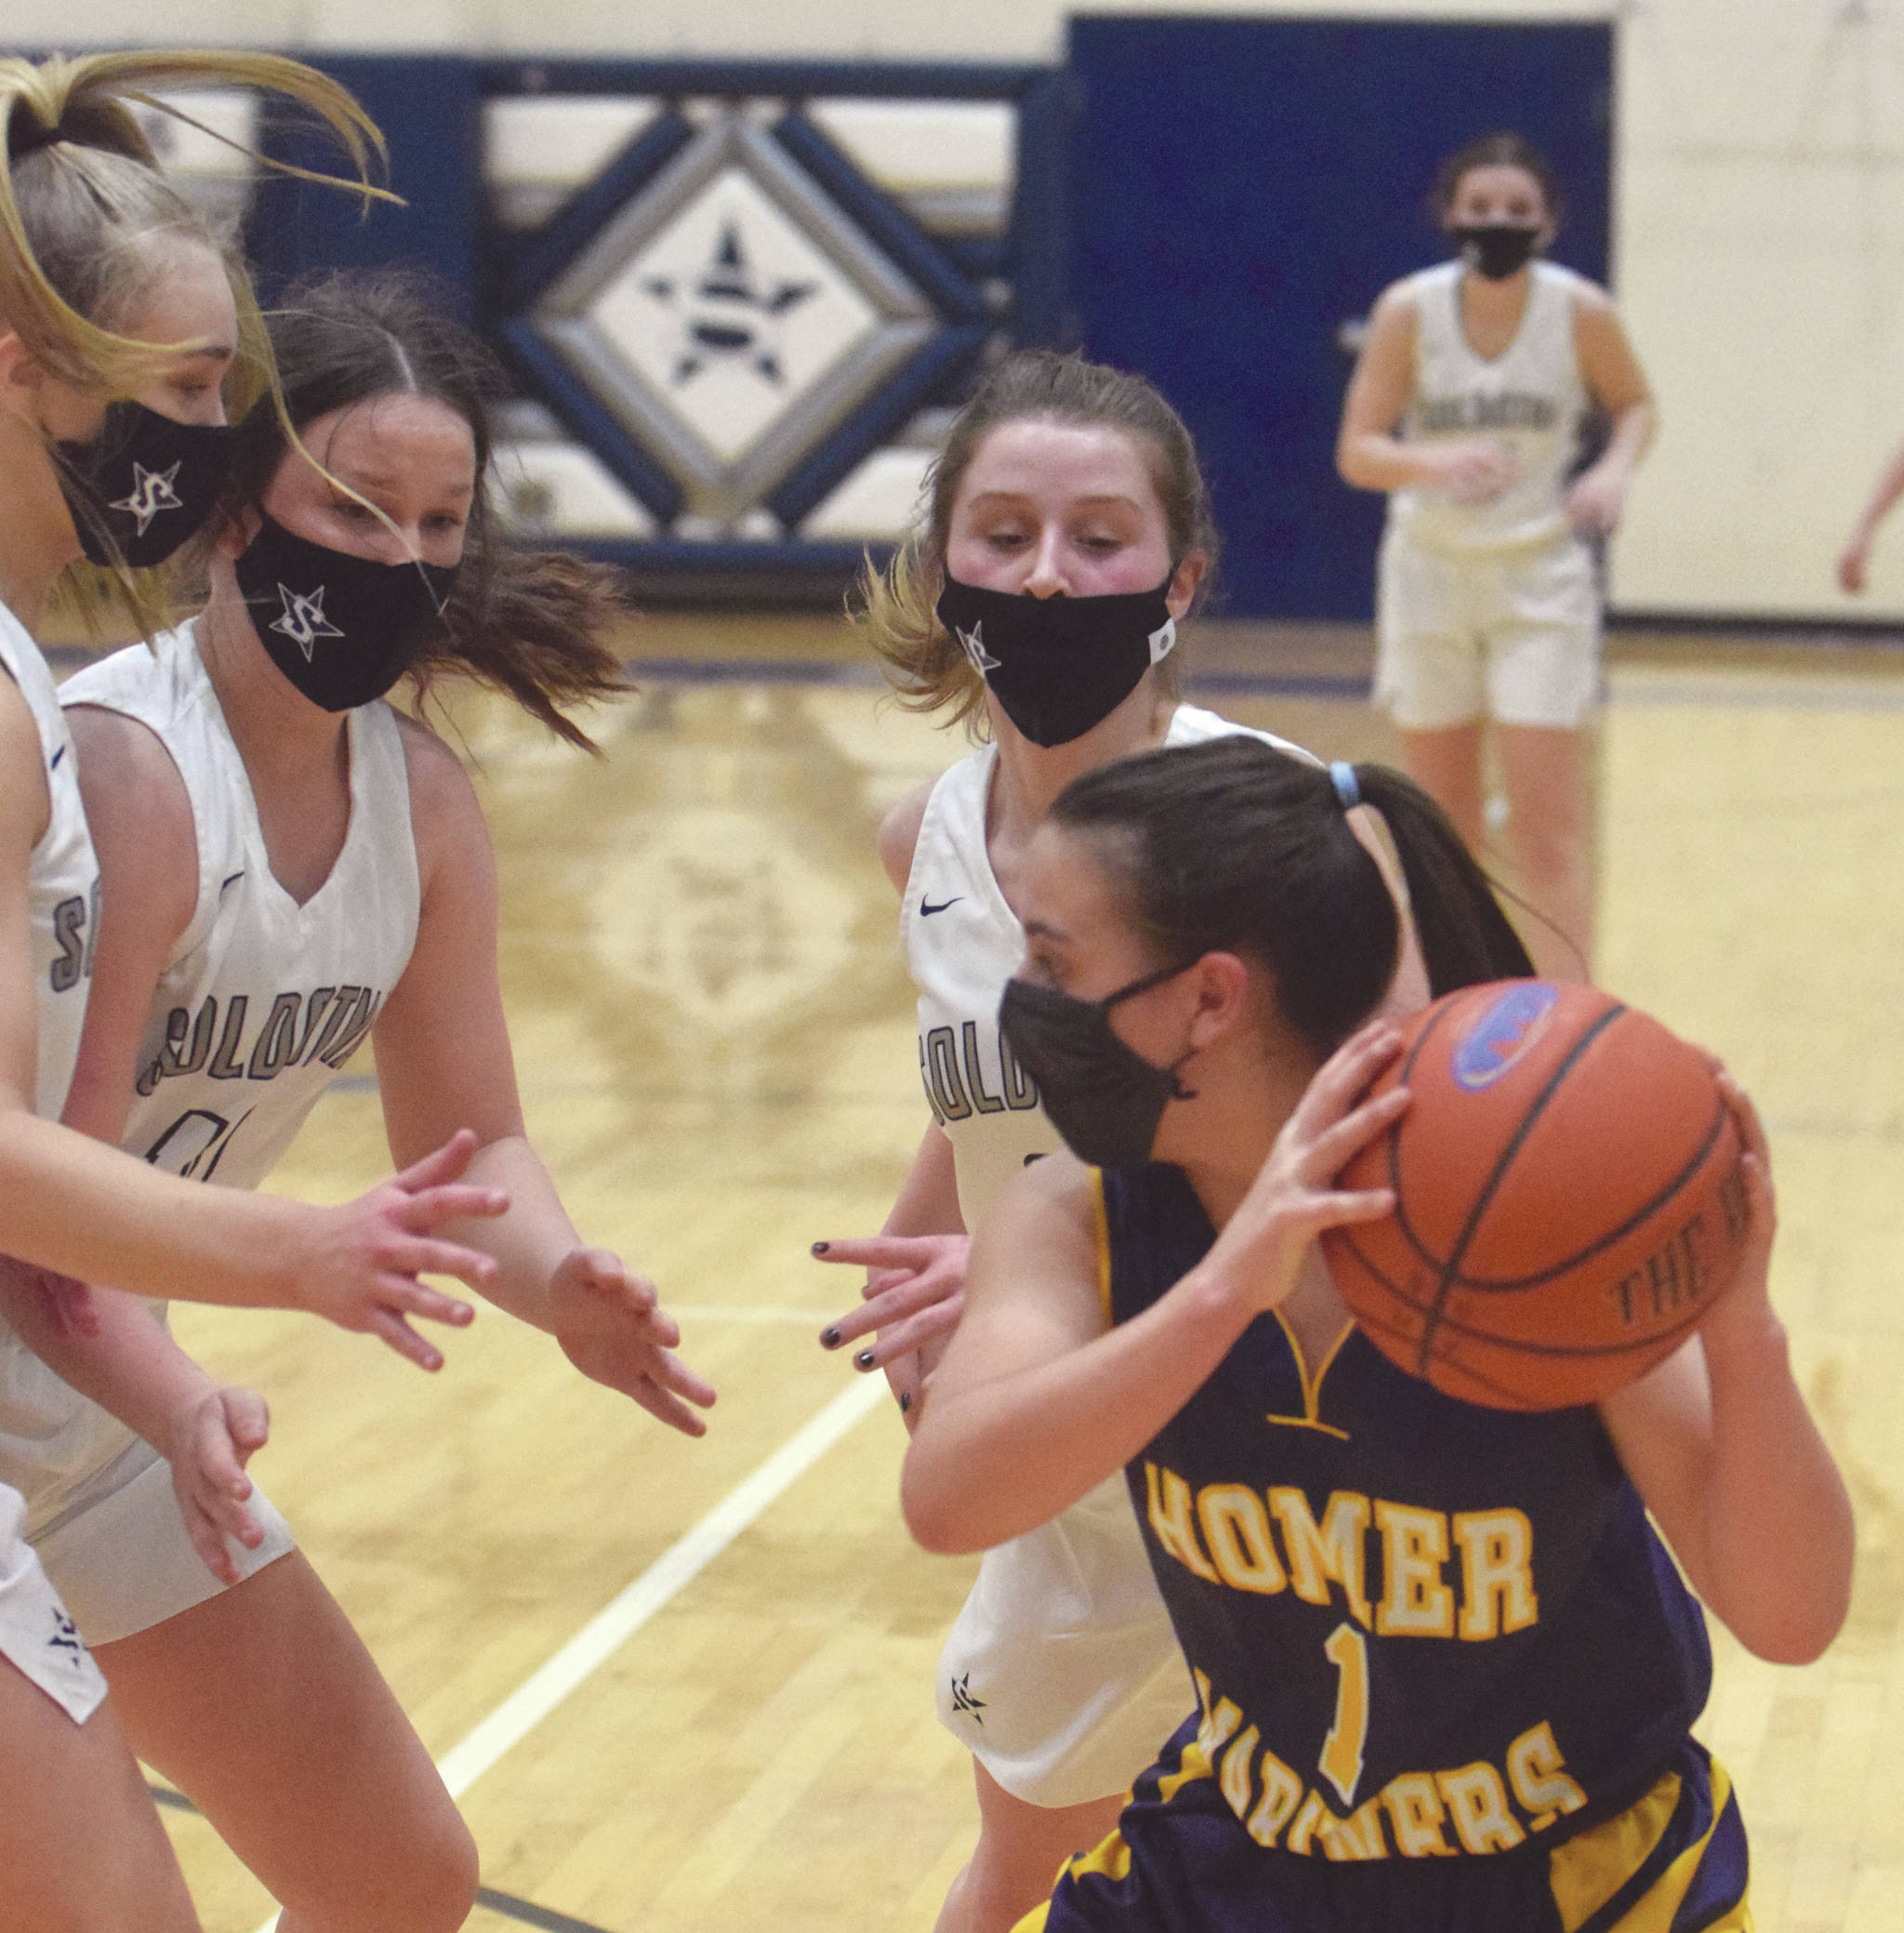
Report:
1322,980,1751,1410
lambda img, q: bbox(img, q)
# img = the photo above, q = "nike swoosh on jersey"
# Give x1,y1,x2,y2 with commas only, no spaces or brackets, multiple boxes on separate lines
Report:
919,896,963,916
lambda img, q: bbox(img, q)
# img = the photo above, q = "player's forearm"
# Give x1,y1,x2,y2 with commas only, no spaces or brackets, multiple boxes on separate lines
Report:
903,1261,1250,1553
881,1124,965,1239
0,1279,214,1450
1589,400,1656,484
438,1133,578,1331
1337,430,1441,494
0,1112,303,1306
1697,1305,1853,1663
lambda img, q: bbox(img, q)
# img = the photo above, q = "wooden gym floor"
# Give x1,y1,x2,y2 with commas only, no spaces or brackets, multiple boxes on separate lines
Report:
95,615,1904,1933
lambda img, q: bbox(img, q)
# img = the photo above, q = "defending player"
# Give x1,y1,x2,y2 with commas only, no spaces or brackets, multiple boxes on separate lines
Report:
905,734,1850,1933
0,269,720,1931
1337,132,1656,981
0,54,509,1928
813,350,1394,1933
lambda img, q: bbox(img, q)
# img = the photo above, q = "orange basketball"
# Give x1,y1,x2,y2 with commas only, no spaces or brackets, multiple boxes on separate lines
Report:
1321,980,1749,1410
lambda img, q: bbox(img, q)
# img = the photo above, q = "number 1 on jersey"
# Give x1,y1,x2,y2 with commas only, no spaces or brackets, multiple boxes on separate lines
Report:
1319,1622,1369,1807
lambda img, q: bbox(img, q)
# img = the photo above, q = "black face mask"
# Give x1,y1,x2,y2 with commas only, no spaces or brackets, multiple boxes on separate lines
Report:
998,961,1197,1170
56,401,240,568
234,511,458,712
1449,224,1543,282
935,573,1179,748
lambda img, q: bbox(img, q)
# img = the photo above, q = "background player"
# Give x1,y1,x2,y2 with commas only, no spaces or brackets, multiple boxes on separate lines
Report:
905,733,1851,1932
1337,131,1655,981
813,349,1411,1933
0,51,509,1928
0,269,718,1933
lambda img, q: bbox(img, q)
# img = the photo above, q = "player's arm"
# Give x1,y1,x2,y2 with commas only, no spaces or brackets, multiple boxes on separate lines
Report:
1837,433,1904,592
0,675,499,1356
815,777,969,1408
1336,286,1515,504
905,1024,1407,1553
1565,286,1657,536
60,705,198,1146
1599,1074,1852,1665
371,718,713,1431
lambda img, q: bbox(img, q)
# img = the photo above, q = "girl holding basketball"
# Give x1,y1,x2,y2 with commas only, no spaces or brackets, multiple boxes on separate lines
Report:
1338,131,1656,982
904,733,1851,1933
0,53,514,1928
0,267,716,1932
813,350,1414,1933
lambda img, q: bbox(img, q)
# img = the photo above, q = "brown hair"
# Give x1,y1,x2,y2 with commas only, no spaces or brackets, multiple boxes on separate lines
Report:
2,52,390,637
229,270,628,750
1051,737,1533,1062
1431,132,1564,228
855,350,1219,737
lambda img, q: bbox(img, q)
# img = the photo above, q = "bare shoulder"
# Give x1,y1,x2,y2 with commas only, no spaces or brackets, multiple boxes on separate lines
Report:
0,672,47,854
64,704,197,947
877,776,935,894
391,708,485,828
973,1150,1101,1267
1565,273,1617,319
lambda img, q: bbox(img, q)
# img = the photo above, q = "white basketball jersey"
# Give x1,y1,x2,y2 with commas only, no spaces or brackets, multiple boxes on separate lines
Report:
1388,258,1591,554
905,704,1315,1231
60,621,421,1192
0,602,99,1119
0,600,110,1528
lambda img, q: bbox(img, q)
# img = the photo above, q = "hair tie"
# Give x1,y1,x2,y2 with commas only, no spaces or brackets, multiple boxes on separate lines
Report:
1329,760,1361,810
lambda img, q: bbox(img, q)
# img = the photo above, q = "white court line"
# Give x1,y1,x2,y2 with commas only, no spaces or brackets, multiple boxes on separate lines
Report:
250,1373,888,1933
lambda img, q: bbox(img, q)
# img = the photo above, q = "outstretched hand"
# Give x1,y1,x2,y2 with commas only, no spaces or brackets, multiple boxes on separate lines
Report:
298,1130,506,1370
812,1234,969,1373
1203,1021,1409,1316
167,1385,271,1586
1698,1064,1779,1349
548,1247,717,1436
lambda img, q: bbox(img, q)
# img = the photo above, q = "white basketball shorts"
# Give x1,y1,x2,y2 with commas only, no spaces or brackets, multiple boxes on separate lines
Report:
936,1471,1194,1807
0,1482,108,1722
33,1438,295,1647
1375,528,1601,732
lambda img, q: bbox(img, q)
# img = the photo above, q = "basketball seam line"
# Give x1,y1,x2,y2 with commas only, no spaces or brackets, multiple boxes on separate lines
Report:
1407,1091,1737,1295
1413,1002,1629,1377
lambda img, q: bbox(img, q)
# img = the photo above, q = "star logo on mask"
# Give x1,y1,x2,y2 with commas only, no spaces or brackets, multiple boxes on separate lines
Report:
270,583,345,661
954,622,1000,677
107,461,184,536
1147,616,1178,666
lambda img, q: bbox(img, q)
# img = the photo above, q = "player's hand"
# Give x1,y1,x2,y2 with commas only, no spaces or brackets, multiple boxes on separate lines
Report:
813,1235,969,1371
1204,1021,1408,1316
1432,439,1516,503
547,1246,716,1436
1697,1066,1780,1352
0,1254,99,1341
165,1385,270,1586
813,1234,969,1431
293,1130,505,1370
1837,534,1871,595
1564,463,1628,536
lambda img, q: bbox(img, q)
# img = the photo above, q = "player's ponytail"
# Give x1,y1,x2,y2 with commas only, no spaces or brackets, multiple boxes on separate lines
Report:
229,270,628,749
1048,738,1531,1062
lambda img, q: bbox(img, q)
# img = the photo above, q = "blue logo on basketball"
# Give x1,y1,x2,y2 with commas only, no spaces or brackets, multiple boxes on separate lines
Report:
1452,983,1561,1092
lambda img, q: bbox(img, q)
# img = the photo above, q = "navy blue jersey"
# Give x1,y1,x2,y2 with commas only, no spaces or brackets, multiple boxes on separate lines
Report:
1100,1162,1711,1863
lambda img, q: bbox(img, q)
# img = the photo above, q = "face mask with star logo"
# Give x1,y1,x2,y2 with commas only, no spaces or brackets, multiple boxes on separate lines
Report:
55,400,241,569
934,571,1180,748
234,510,458,712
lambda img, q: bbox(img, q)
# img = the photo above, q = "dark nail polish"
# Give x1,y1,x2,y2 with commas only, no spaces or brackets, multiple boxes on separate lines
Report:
855,1349,876,1371
811,1240,830,1255
820,1326,841,1349
899,1392,912,1414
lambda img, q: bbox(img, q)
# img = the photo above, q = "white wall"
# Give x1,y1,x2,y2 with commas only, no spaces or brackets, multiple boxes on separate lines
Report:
14,0,1904,621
